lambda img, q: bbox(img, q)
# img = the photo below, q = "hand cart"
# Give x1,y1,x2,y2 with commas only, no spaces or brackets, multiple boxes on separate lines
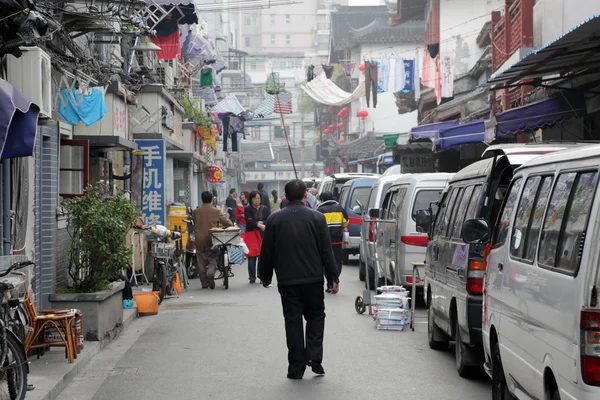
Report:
210,229,241,290
409,262,425,331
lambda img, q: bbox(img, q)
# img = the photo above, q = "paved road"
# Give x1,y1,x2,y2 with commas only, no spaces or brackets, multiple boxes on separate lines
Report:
59,261,491,400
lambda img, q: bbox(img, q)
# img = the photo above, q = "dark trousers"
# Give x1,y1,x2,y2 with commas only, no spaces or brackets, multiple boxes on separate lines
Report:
248,256,258,281
332,244,343,280
278,282,325,376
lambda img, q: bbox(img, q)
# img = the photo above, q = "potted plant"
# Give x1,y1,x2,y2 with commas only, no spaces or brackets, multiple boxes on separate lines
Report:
49,186,138,341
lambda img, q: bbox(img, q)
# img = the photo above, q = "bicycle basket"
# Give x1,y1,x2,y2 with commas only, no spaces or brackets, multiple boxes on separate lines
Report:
210,230,241,245
152,242,176,258
0,255,32,301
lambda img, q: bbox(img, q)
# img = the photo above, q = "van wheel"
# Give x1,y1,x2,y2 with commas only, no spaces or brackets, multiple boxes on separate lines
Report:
428,306,448,350
455,325,477,378
492,343,511,399
359,258,366,281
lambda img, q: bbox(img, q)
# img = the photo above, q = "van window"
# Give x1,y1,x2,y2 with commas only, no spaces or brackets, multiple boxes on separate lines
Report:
432,190,449,237
411,189,443,220
510,176,542,260
451,185,475,238
380,190,394,218
390,188,407,221
447,188,465,238
350,187,371,211
367,185,379,211
464,185,483,221
539,171,598,273
492,178,523,248
524,176,552,261
437,188,459,237
339,187,349,207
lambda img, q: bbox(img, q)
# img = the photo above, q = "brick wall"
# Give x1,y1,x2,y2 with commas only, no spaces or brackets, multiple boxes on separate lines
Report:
54,225,71,290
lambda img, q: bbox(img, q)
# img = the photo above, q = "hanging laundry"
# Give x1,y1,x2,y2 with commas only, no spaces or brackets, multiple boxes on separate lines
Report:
379,54,390,91
427,43,439,59
152,31,181,60
365,61,378,108
435,56,442,105
200,67,213,87
59,88,107,126
254,94,275,119
441,56,454,99
307,64,315,82
414,49,421,100
402,60,414,92
322,64,334,79
340,61,355,77
421,49,437,90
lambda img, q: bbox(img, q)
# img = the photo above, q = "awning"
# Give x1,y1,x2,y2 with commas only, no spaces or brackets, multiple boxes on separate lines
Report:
347,155,379,165
74,135,138,151
408,120,459,142
433,121,486,153
485,14,600,89
0,80,40,160
301,73,365,106
484,93,585,141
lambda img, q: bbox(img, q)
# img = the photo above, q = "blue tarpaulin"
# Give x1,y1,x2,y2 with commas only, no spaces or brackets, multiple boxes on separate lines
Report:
433,121,486,153
0,80,40,160
408,120,459,142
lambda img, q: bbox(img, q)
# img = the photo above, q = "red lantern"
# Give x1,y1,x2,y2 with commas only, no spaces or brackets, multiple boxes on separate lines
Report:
358,64,365,73
357,110,369,120
327,106,336,113
337,123,344,129
338,107,350,119
329,124,335,130
323,128,332,135
338,139,344,144
320,122,326,129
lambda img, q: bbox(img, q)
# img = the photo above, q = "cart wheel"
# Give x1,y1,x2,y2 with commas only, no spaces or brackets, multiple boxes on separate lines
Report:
355,296,366,314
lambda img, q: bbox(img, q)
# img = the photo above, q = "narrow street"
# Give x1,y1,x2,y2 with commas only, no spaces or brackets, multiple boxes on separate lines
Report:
59,260,491,400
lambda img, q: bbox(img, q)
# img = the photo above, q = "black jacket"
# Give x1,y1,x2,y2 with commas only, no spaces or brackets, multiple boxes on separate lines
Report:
259,201,339,287
244,204,270,234
316,200,348,245
259,190,271,214
225,195,237,222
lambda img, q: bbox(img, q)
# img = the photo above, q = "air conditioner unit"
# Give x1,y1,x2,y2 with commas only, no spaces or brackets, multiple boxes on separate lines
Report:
6,47,52,118
161,106,174,130
157,63,174,89
136,51,155,72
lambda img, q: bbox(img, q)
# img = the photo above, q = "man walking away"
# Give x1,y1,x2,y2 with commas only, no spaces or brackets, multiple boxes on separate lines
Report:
226,189,238,222
193,191,233,289
259,179,339,380
307,187,319,209
317,191,348,293
257,182,271,214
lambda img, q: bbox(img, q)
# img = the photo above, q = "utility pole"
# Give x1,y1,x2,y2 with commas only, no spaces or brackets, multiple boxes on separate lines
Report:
300,91,305,179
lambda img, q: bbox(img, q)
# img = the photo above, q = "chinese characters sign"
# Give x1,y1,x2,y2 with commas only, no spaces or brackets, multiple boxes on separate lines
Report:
113,98,127,137
402,60,414,92
401,153,434,173
135,139,166,226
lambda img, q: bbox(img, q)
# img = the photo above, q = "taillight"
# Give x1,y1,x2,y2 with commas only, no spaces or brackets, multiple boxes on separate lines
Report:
368,221,376,242
467,260,485,294
581,310,600,386
406,276,422,284
400,235,429,247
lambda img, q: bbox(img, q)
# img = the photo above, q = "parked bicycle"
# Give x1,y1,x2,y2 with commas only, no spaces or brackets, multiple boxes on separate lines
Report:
210,228,242,290
0,260,33,400
183,207,198,280
137,224,182,304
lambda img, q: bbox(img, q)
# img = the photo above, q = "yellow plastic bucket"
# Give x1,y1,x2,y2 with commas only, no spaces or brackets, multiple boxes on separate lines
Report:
134,291,160,316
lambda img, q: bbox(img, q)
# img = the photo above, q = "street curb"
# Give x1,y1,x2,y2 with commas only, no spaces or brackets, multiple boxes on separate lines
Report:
28,308,138,400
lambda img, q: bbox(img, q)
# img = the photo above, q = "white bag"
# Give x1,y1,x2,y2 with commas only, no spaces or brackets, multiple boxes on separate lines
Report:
239,238,249,255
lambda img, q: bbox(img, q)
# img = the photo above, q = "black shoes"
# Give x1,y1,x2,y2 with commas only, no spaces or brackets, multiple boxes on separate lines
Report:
250,280,256,284
286,373,303,380
308,361,325,375
208,280,215,290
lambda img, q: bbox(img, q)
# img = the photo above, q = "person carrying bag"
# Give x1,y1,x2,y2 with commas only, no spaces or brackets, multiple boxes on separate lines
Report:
242,191,270,283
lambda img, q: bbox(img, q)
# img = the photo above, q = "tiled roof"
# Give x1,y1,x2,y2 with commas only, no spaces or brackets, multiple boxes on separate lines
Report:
336,135,385,159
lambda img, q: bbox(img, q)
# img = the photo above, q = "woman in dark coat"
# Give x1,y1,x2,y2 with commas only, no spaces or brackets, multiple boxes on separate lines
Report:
244,191,270,283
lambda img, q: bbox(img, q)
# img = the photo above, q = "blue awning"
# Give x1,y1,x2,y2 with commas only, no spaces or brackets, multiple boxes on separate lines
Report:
408,120,459,142
0,80,39,160
433,120,486,153
484,92,585,141
347,155,379,165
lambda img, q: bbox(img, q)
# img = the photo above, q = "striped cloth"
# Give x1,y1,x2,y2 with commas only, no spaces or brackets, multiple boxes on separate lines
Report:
274,92,293,114
211,94,246,114
253,94,275,119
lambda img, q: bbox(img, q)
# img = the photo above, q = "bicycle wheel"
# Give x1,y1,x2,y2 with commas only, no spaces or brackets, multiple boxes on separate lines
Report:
152,263,167,304
3,333,27,400
223,249,229,290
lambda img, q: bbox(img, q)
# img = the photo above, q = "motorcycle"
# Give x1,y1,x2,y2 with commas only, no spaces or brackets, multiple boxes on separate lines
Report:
184,207,199,279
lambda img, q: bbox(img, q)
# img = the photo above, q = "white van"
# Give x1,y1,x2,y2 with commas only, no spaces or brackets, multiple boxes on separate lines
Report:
375,173,453,289
461,145,600,400
359,174,404,286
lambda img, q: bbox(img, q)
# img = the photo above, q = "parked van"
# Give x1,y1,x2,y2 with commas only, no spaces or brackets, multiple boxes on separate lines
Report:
359,174,403,284
318,173,379,202
375,173,452,289
425,144,581,379
338,177,378,263
461,145,600,399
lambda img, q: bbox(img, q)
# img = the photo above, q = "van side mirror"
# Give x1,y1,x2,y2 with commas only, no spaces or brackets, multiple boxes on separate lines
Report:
368,208,379,219
415,209,432,233
352,205,362,214
461,218,490,244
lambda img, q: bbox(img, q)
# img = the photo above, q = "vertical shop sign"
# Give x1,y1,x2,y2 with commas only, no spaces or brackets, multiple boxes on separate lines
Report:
135,139,166,225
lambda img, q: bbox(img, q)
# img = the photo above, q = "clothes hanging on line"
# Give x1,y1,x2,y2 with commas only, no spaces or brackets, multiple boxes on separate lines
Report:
414,49,421,101
379,54,406,93
307,64,315,82
152,31,181,60
427,43,439,59
365,61,378,108
402,59,414,92
435,56,442,105
59,87,107,126
200,67,213,87
322,64,334,79
441,56,454,99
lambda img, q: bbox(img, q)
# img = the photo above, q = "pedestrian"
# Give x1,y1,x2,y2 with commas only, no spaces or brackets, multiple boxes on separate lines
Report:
270,190,282,212
317,191,348,293
244,191,270,283
307,187,318,209
236,191,249,232
193,191,234,289
259,179,339,380
257,182,271,214
226,188,237,222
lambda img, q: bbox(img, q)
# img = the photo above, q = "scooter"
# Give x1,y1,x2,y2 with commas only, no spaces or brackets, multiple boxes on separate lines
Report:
184,207,199,279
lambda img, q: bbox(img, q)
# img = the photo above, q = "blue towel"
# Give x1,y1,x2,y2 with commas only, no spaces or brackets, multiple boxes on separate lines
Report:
59,88,108,126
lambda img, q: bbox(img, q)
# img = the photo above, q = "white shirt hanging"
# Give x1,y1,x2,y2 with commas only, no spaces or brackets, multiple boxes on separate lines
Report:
441,56,454,99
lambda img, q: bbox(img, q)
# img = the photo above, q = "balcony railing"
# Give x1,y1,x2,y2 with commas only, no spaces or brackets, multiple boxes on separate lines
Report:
490,0,533,73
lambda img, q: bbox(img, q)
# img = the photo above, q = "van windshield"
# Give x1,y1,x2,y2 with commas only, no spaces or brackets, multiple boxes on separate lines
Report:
412,189,444,220
350,187,371,211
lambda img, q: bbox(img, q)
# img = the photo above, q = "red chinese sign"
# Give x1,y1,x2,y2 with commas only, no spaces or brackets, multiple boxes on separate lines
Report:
207,165,223,183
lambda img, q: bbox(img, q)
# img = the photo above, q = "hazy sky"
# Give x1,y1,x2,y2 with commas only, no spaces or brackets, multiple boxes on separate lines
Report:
348,0,383,5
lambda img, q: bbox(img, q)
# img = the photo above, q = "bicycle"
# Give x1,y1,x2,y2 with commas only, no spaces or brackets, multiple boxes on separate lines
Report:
210,228,242,290
0,260,32,400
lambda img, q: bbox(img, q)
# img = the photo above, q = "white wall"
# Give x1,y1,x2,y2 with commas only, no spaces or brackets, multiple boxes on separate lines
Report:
440,0,504,77
533,0,600,48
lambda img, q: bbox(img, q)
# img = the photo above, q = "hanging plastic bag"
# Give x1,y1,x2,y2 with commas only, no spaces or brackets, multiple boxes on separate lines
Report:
239,237,249,255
